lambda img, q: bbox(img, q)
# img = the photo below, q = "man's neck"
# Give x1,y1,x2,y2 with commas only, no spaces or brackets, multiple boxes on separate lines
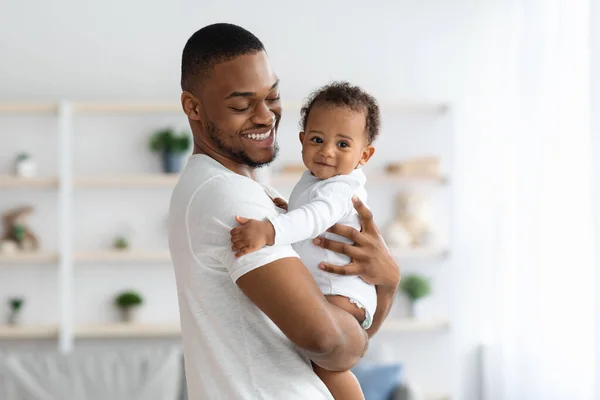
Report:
193,144,255,179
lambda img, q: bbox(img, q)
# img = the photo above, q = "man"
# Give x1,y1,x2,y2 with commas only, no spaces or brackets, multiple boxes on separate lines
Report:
169,23,400,399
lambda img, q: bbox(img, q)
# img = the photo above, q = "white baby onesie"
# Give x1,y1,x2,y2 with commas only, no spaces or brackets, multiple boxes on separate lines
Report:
268,168,377,328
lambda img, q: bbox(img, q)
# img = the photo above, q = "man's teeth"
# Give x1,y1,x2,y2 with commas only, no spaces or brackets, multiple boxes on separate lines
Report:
246,131,271,140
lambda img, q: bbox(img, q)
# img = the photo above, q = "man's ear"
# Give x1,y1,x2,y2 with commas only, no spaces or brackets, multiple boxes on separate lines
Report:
358,145,376,166
299,131,305,144
181,91,203,121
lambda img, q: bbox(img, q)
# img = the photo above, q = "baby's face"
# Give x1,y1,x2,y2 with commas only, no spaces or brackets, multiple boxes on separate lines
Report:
300,104,375,180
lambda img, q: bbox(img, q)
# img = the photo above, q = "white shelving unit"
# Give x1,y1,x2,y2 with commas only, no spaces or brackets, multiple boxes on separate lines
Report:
0,176,59,188
426,394,451,400
73,323,181,338
381,318,449,333
0,317,447,340
0,252,60,264
74,251,171,263
390,246,449,260
0,100,453,399
0,100,453,344
74,174,179,188
0,324,59,339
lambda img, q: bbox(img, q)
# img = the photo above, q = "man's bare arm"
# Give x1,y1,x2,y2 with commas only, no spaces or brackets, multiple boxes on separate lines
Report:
236,256,368,371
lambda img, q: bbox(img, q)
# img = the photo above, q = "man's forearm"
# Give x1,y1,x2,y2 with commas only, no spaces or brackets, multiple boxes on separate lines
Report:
306,303,368,371
366,285,397,338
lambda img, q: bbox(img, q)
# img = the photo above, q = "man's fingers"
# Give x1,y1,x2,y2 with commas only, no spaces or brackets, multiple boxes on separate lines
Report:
352,196,376,232
318,262,361,276
313,236,362,259
326,223,365,246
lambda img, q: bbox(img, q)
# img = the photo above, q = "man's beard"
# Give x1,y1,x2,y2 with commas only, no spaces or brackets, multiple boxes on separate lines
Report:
206,120,279,168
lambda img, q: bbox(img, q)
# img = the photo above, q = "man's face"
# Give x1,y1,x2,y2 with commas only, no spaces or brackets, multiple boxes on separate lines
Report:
196,51,281,168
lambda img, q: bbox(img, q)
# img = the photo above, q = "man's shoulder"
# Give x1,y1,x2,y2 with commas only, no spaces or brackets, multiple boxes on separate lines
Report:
179,155,265,200
192,171,268,204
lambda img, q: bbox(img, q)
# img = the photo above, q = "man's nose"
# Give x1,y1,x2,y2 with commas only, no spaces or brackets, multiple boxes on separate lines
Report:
251,101,275,127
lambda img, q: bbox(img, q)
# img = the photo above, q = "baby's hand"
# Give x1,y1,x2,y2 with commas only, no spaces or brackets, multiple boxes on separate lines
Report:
230,216,276,258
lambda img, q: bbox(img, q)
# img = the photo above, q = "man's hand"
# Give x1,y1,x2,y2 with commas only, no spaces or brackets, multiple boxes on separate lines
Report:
313,196,400,290
230,216,276,258
312,195,400,337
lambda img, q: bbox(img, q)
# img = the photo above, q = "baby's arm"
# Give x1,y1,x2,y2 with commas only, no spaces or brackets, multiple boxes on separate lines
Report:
230,179,357,257
269,179,356,246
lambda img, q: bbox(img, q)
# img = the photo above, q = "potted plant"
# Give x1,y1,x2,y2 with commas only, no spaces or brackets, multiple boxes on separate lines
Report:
113,236,129,251
149,128,191,173
7,297,24,325
114,291,143,323
14,152,37,178
399,274,431,318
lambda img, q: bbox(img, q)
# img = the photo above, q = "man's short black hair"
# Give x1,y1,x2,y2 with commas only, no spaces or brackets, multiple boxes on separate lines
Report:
300,81,381,143
181,23,265,92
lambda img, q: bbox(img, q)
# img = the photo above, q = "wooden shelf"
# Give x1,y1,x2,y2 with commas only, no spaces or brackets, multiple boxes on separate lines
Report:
426,395,451,400
390,246,449,260
268,172,446,186
69,101,447,114
74,323,181,338
283,101,448,114
380,318,449,333
0,324,59,339
74,251,171,263
0,320,447,339
0,175,59,188
0,103,58,113
0,252,59,264
73,102,182,113
74,174,179,188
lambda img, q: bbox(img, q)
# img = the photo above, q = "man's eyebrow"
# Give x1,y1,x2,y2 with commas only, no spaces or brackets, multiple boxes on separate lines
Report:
224,79,280,100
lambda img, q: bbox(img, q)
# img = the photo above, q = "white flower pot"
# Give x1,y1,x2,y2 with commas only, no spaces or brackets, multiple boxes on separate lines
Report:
0,240,18,255
119,307,138,323
16,159,37,178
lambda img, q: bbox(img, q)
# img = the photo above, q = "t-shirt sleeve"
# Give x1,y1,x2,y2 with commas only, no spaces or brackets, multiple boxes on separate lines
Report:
268,177,357,245
187,174,299,282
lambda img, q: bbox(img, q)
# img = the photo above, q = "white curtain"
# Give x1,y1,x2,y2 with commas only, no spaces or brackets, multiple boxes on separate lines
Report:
482,0,596,399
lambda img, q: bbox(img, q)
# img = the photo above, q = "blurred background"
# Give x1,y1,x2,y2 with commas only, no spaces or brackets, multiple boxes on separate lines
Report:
0,0,598,399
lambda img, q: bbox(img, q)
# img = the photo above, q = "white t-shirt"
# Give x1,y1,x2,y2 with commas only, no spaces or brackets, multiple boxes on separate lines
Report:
168,154,333,400
269,169,377,328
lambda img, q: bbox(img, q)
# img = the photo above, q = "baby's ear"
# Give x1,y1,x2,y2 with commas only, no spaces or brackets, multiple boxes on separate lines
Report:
359,145,375,166
299,131,305,144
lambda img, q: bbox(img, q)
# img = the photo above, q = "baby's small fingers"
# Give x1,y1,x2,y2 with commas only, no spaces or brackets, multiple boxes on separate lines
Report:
231,233,244,243
230,226,243,236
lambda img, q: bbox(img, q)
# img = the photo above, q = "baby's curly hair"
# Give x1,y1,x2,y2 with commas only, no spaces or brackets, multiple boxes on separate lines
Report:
300,81,381,143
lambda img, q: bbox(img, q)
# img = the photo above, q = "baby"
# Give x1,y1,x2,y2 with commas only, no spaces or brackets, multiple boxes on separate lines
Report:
230,81,380,399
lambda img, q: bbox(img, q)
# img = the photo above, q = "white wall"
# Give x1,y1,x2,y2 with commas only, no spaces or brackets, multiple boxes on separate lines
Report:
592,1,600,398
0,1,518,399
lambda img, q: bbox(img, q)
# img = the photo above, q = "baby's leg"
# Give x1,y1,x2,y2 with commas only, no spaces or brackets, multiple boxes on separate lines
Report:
312,295,366,400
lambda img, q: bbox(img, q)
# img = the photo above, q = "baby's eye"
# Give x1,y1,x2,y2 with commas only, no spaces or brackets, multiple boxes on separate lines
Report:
310,137,323,144
338,141,350,148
